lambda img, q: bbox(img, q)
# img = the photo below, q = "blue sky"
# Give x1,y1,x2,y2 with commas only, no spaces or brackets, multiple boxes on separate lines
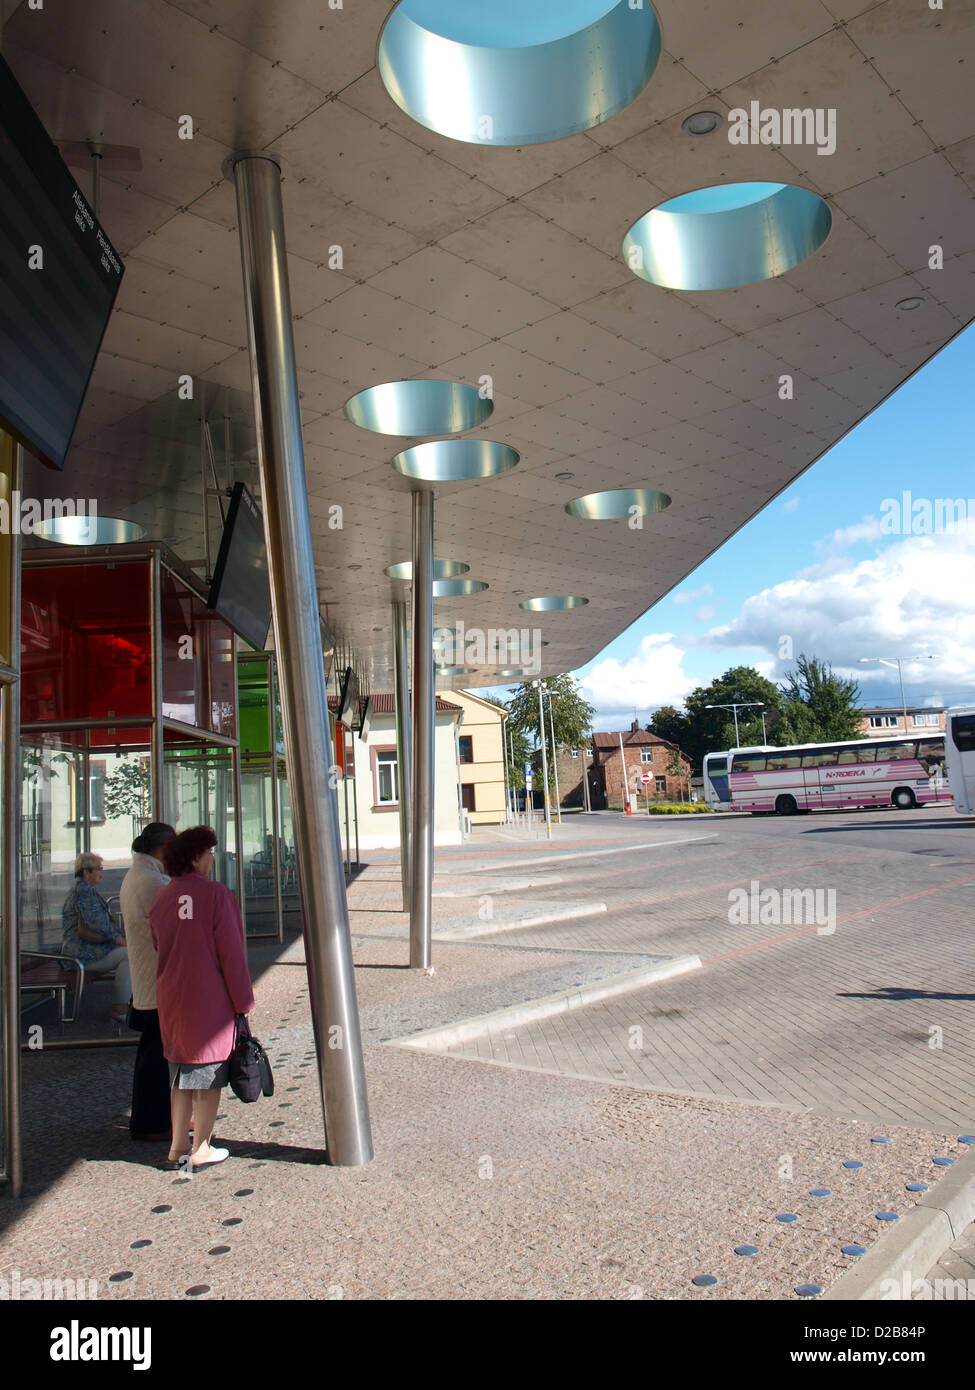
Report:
562,324,975,731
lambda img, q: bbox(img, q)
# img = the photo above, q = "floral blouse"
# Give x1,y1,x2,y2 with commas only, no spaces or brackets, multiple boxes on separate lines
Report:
62,880,122,965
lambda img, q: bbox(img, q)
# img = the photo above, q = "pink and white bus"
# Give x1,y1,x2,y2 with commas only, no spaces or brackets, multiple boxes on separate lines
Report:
704,734,953,815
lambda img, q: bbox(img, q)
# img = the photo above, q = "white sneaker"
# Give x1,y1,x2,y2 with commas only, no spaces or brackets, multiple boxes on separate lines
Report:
191,1146,229,1170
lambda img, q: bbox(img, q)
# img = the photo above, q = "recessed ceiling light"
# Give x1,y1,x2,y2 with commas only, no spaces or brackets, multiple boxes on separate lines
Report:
682,111,722,136
384,559,470,580
391,439,519,482
35,515,146,545
896,297,924,311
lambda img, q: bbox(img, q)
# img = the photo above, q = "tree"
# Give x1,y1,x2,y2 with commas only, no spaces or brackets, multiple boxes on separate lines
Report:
665,745,689,803
104,758,152,822
648,704,689,748
504,675,595,792
681,666,782,772
773,654,862,745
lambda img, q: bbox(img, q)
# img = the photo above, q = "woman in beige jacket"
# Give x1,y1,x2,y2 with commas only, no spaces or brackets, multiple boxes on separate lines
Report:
119,823,175,1141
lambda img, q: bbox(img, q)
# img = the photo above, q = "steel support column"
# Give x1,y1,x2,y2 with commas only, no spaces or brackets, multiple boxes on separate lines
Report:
392,600,411,910
0,440,21,1196
230,152,372,1165
409,490,434,969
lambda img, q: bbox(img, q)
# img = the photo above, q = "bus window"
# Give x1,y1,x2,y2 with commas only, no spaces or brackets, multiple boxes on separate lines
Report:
918,737,945,758
766,752,802,770
837,745,873,763
951,714,975,753
707,756,728,777
802,748,838,767
731,754,766,773
875,742,913,762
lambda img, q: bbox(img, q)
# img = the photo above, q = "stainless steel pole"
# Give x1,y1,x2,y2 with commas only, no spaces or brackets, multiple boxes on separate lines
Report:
897,660,908,731
230,152,372,1165
617,730,627,810
149,550,164,823
410,489,434,969
392,600,411,909
1,440,22,1196
536,682,552,840
548,692,561,823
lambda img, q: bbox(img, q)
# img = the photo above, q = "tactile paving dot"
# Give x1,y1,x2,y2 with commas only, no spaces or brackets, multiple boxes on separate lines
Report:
185,1285,210,1297
109,1271,133,1282
776,1214,799,1224
129,1240,152,1250
932,1157,954,1167
795,1284,822,1298
906,1183,929,1193
842,1244,867,1257
207,1246,231,1256
842,1161,864,1170
876,1211,899,1222
221,1218,243,1227
151,1205,172,1214
234,1189,254,1197
734,1246,759,1257
269,1121,285,1128
809,1189,831,1198
691,1274,718,1287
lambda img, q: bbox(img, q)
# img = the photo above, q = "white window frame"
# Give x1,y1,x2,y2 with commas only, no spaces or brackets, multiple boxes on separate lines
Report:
375,749,398,806
641,749,654,764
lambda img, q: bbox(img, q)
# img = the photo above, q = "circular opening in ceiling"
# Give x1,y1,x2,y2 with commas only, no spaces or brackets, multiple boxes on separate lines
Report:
34,515,146,546
623,182,832,291
565,487,671,520
495,668,527,678
436,666,478,675
384,559,470,580
433,579,489,597
345,380,493,436
378,0,661,146
392,440,519,482
519,596,589,611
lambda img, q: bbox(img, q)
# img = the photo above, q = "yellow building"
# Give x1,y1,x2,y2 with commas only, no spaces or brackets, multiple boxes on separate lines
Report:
451,690,508,826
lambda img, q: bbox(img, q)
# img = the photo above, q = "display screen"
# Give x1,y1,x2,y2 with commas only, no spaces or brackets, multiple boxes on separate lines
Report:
208,483,272,652
0,56,124,470
339,667,360,729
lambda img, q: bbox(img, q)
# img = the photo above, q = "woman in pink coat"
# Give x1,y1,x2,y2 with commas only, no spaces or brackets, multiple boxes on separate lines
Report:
150,825,254,1171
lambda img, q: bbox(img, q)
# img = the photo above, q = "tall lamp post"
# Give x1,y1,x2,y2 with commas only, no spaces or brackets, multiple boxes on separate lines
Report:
706,701,765,748
546,689,562,823
859,656,935,730
532,680,552,840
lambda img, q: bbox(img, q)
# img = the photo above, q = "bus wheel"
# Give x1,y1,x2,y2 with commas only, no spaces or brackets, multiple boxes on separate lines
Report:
775,795,798,816
892,788,916,810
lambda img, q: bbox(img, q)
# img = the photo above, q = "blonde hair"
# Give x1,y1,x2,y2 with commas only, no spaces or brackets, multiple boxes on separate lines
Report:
74,852,103,877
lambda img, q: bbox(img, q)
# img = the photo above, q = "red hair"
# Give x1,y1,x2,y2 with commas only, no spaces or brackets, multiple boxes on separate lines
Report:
163,825,217,878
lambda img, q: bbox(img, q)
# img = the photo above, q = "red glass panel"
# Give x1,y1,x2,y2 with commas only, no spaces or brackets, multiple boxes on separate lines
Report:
21,562,151,724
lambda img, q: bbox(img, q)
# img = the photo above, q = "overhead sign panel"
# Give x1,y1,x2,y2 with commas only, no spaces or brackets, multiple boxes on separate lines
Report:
0,55,124,470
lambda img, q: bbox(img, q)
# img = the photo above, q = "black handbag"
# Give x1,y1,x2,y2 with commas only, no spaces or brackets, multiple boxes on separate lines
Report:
126,999,147,1032
228,1014,274,1103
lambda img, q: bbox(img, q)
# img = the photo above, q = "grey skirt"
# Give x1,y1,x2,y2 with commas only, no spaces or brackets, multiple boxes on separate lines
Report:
169,1059,230,1090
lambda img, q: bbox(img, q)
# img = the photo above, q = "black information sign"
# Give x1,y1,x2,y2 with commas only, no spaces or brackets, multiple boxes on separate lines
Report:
0,55,124,470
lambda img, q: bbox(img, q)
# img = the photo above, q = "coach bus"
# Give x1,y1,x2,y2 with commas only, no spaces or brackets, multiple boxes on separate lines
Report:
703,733,953,815
945,705,975,814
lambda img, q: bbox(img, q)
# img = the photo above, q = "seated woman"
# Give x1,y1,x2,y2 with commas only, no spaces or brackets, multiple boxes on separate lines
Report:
62,852,132,1022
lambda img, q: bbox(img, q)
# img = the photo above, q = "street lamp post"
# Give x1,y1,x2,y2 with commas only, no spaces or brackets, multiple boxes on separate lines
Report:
706,702,765,748
859,655,936,731
533,680,552,840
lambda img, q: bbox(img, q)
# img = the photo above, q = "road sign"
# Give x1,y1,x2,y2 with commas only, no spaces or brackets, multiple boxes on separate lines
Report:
641,772,651,784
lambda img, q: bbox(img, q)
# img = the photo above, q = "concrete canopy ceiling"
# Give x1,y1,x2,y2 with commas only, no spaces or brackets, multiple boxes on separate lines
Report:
6,0,975,692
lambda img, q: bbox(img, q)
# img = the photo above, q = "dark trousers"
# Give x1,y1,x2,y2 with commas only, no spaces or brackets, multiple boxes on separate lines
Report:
130,1009,171,1136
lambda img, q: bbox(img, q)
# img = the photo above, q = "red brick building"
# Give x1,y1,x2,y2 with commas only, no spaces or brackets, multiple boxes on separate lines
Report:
591,721,690,809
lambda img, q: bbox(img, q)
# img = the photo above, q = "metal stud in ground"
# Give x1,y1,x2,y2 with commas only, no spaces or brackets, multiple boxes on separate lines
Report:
842,1161,864,1170
734,1245,759,1257
809,1189,831,1197
208,1246,231,1256
871,1136,891,1144
876,1212,899,1222
932,1157,954,1166
130,1240,152,1250
795,1284,822,1298
234,1189,254,1197
842,1245,867,1257
691,1274,719,1287
906,1183,929,1193
960,1136,975,1145
222,1218,243,1227
151,1205,172,1213
186,1285,210,1297
109,1271,133,1282
776,1214,799,1223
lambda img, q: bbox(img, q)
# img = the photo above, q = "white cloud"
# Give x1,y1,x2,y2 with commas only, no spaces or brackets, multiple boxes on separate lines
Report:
815,515,885,552
782,498,800,513
695,604,718,623
672,583,714,606
576,633,696,722
700,521,975,696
